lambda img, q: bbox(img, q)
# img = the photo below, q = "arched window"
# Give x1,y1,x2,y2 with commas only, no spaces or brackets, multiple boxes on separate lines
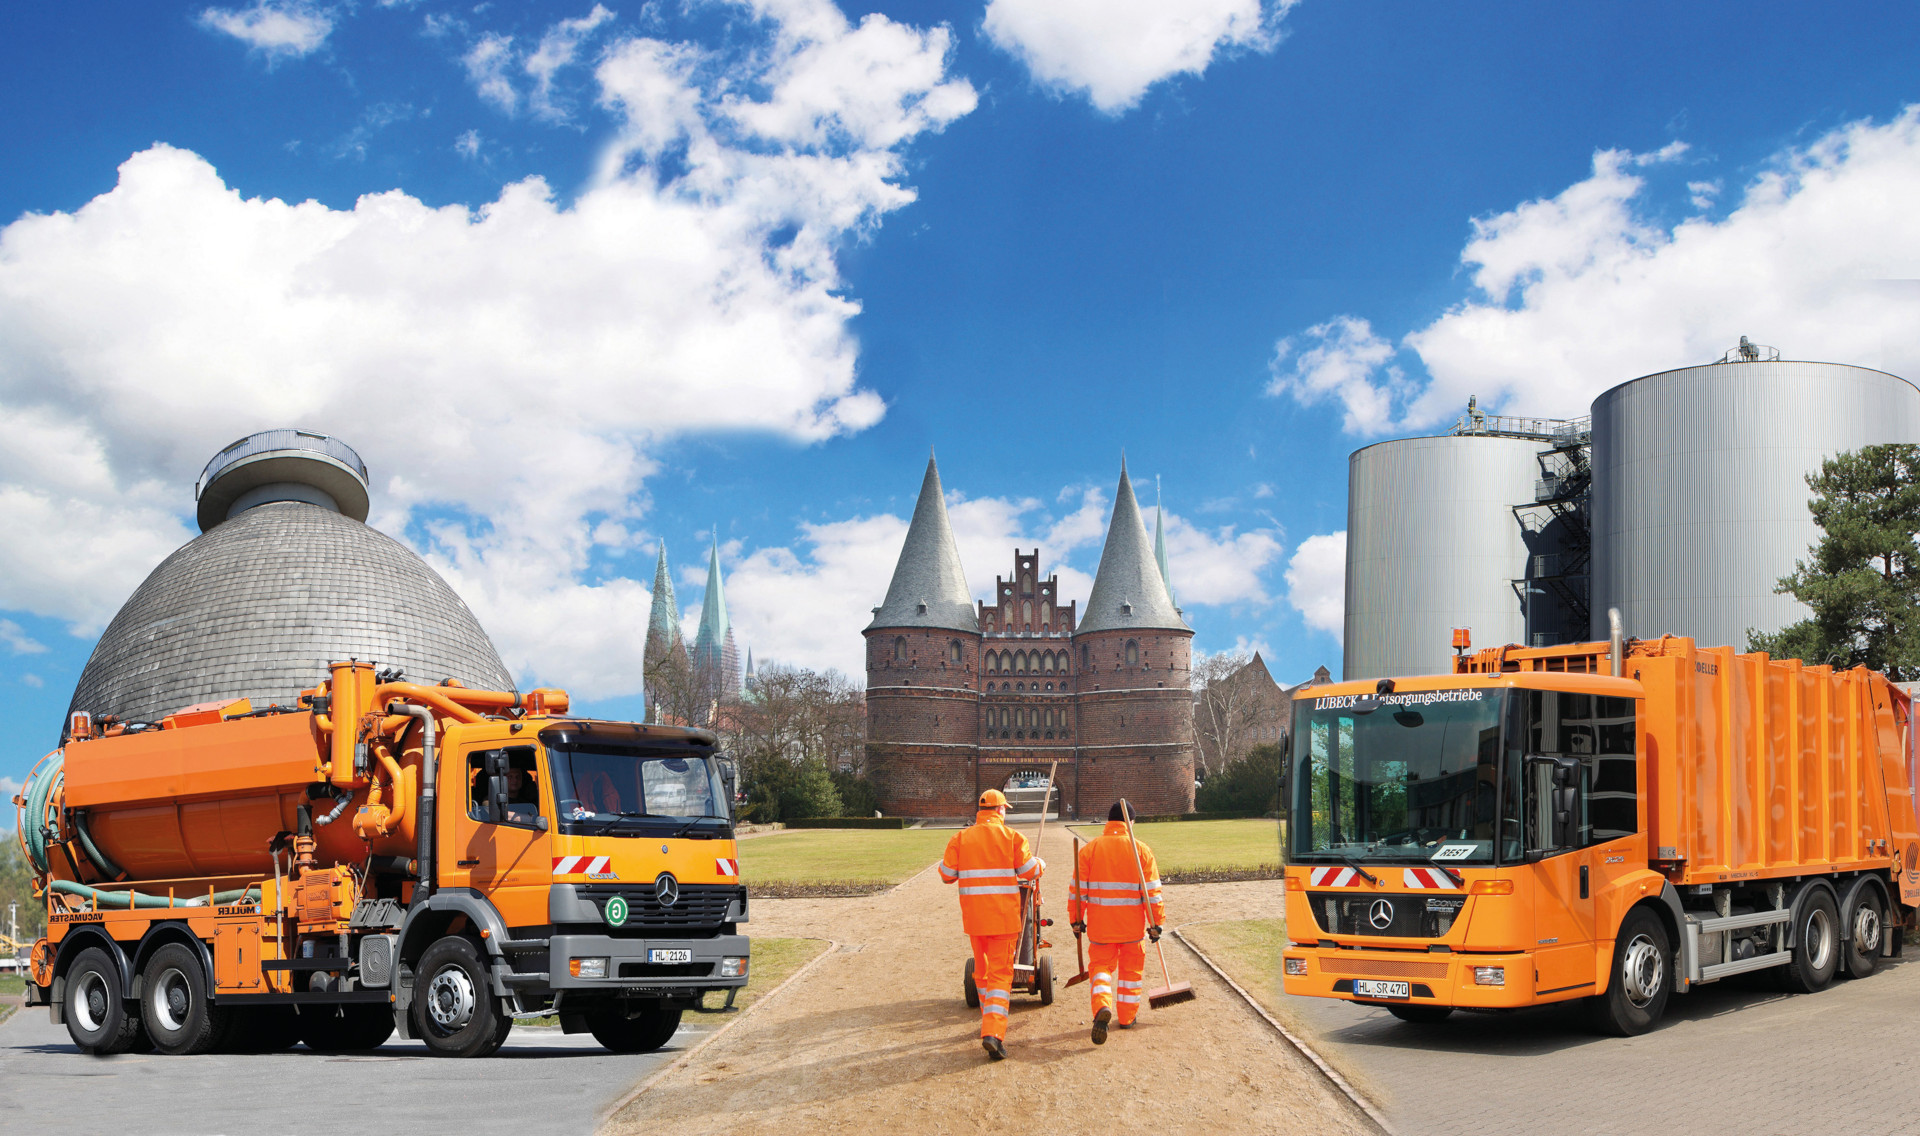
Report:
1080,644,1090,668
1044,710,1054,728
1016,653,1028,674
1041,602,1051,627
1022,600,1032,627
949,639,962,665
1043,653,1055,673
1022,571,1032,593
1044,682,1052,692
893,636,907,662
1126,640,1139,666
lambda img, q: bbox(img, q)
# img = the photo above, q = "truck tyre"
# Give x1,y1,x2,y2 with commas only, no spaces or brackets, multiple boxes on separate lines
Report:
1386,1004,1453,1024
64,947,142,1056
1842,887,1884,980
588,1004,682,1053
411,936,507,1058
300,1005,397,1052
140,942,229,1055
1781,888,1840,993
1589,907,1671,1036
964,957,979,1008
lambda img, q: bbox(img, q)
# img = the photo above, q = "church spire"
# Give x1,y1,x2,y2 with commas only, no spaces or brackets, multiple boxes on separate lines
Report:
645,542,681,655
1079,460,1185,633
692,534,740,700
868,453,977,633
1153,476,1176,609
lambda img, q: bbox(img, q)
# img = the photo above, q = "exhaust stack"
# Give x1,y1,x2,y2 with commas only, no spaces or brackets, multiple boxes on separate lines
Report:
1609,608,1624,677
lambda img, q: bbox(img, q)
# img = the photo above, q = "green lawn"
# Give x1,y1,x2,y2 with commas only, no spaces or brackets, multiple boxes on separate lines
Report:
1066,818,1281,877
738,828,955,891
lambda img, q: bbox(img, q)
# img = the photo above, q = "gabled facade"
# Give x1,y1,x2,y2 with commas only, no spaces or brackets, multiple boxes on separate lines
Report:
864,457,1195,817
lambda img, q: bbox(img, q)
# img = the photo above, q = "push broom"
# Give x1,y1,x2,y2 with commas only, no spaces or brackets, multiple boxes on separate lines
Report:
1064,834,1089,988
1121,799,1196,1008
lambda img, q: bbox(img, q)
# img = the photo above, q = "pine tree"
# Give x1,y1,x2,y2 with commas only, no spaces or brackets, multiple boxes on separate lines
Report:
1747,444,1920,680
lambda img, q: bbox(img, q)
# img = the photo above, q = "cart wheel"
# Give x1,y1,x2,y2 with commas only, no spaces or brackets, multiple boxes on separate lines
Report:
964,957,979,1009
1036,954,1054,1006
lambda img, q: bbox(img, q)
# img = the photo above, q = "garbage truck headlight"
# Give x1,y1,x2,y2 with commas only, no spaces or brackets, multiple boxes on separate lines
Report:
1284,957,1309,977
1473,966,1505,986
571,957,608,979
720,957,747,978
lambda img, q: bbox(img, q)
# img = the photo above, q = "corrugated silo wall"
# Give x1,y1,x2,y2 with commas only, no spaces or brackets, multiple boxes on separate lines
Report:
1344,435,1542,680
1590,360,1920,649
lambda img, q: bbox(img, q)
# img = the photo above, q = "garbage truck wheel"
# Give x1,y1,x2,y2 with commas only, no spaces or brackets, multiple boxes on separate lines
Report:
64,947,141,1056
411,936,506,1057
1589,907,1671,1036
588,1004,681,1053
141,942,227,1055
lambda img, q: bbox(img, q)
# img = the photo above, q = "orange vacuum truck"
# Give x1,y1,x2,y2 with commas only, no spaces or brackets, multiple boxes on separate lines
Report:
1282,621,1920,1035
15,662,749,1057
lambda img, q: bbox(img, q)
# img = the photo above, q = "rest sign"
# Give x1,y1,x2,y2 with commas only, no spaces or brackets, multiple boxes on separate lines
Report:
605,895,630,927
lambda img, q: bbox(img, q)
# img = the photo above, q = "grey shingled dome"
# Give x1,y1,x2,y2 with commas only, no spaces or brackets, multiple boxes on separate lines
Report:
868,455,977,633
67,501,514,726
1078,463,1186,634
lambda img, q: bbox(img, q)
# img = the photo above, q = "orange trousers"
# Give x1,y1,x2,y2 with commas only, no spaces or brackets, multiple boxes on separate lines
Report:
970,934,1018,1039
1088,940,1146,1026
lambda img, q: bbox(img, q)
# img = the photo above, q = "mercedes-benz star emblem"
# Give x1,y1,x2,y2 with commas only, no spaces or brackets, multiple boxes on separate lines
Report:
654,872,680,908
1368,898,1395,930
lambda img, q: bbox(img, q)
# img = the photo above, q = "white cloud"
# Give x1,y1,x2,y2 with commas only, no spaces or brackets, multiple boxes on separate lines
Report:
1285,531,1344,642
527,5,617,121
1276,108,1920,434
0,620,47,655
21,674,44,688
463,33,520,113
1267,315,1403,434
0,775,19,799
982,0,1293,114
454,129,482,159
198,1,334,60
0,0,973,700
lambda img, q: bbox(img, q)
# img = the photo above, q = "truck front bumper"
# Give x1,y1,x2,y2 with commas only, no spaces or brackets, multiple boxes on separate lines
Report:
546,933,750,991
1281,946,1540,1010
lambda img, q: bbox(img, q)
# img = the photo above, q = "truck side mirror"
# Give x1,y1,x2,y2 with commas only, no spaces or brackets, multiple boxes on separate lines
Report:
487,773,509,824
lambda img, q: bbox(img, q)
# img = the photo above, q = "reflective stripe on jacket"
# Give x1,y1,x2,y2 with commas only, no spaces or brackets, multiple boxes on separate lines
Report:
941,810,1042,936
1068,821,1164,943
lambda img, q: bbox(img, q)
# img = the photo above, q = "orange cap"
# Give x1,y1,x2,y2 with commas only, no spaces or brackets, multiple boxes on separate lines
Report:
978,789,1008,809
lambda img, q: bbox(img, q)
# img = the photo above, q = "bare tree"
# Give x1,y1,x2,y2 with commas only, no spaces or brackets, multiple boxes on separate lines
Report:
720,664,866,774
1191,651,1287,779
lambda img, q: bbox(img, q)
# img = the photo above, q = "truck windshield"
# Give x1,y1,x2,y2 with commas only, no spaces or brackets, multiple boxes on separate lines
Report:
544,737,730,836
1287,689,1515,866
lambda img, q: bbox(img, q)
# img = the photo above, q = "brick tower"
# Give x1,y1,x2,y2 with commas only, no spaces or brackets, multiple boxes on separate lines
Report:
866,457,1195,818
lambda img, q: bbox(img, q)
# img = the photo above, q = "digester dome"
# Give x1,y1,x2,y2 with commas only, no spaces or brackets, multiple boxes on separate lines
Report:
67,500,515,725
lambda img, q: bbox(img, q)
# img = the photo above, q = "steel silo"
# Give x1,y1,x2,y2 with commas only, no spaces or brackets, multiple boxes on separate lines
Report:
1344,434,1543,680
1590,359,1920,648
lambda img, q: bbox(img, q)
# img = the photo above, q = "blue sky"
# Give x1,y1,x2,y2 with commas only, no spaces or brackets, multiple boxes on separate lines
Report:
4,1,1920,791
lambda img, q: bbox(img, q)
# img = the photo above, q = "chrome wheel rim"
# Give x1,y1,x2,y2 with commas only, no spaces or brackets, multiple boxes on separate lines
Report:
1619,933,1664,1008
426,966,476,1031
148,966,190,1033
1804,906,1835,971
73,970,109,1033
1853,903,1882,955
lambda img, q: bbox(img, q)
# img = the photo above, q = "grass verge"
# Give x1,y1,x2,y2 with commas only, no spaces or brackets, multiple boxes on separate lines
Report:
738,828,953,894
1066,818,1282,881
0,973,22,1027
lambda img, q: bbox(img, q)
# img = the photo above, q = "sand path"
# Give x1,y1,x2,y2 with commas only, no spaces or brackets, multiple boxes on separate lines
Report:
603,822,1374,1136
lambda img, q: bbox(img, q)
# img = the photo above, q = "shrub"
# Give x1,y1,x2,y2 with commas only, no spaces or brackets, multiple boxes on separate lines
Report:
1195,743,1283,815
784,817,909,829
830,771,879,817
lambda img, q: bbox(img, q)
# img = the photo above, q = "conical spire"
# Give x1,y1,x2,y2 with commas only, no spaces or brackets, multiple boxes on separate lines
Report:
1079,461,1185,633
1153,476,1176,609
645,542,681,655
692,536,731,668
868,454,977,633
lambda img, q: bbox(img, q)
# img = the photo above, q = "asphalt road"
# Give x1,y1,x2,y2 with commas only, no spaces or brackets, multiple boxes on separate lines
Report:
0,1005,703,1136
1285,952,1920,1136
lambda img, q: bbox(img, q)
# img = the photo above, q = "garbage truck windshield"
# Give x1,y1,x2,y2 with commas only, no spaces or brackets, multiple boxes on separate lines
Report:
543,734,730,836
1287,689,1515,866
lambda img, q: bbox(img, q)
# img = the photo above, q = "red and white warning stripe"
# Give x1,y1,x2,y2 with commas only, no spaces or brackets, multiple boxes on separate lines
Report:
553,855,612,876
1402,867,1459,890
715,858,739,877
1307,866,1369,887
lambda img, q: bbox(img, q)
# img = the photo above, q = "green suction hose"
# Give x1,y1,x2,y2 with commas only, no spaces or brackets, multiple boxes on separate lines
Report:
48,880,262,910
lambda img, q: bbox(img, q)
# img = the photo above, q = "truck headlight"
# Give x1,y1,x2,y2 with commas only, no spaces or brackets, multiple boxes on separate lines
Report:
1284,957,1308,977
720,957,747,978
571,957,608,979
1473,966,1505,986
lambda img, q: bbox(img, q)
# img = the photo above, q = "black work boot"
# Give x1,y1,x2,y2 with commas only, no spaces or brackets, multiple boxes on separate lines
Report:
1091,1007,1112,1045
982,1036,1007,1061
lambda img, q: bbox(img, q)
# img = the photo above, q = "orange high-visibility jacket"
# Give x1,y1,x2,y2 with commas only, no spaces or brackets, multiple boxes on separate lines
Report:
1068,823,1164,943
940,810,1043,936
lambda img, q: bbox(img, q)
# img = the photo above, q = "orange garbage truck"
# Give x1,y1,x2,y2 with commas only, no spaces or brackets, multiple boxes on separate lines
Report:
1280,624,1919,1035
15,662,749,1057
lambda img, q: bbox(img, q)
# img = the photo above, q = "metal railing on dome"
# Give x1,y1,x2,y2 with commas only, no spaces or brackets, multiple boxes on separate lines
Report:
195,430,369,500
1450,411,1591,445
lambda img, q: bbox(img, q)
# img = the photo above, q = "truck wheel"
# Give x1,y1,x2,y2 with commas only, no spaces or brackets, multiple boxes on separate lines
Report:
141,943,229,1055
411,936,506,1057
964,957,979,1008
1589,907,1670,1036
1781,889,1840,993
64,947,141,1056
1386,1004,1452,1024
300,1005,396,1052
588,1004,682,1053
1842,888,1884,980
1036,954,1054,1006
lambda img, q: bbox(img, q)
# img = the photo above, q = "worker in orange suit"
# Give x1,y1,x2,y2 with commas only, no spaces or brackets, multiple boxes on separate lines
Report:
940,788,1045,1061
1067,800,1164,1045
